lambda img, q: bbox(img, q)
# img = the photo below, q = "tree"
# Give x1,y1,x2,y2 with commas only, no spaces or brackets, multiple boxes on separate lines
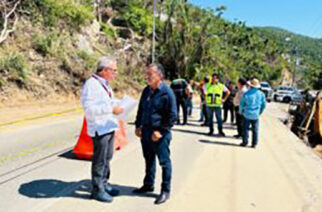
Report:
0,0,21,44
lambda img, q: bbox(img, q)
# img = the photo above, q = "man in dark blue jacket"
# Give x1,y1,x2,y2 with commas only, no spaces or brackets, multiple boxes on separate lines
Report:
134,63,177,205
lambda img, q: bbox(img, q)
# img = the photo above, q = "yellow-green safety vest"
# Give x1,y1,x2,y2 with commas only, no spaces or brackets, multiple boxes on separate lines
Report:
206,83,225,107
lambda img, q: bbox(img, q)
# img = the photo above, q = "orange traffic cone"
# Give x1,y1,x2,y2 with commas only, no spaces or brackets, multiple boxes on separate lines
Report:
73,118,93,160
73,118,129,160
114,120,128,150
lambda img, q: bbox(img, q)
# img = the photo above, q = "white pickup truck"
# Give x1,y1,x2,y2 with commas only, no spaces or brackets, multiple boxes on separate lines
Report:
273,86,303,103
260,82,273,102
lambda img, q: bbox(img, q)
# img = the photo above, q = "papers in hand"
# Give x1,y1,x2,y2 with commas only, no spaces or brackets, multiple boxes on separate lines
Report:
113,96,137,120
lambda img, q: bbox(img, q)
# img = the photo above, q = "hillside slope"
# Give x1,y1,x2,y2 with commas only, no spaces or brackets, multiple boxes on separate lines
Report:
256,27,322,89
2,0,319,105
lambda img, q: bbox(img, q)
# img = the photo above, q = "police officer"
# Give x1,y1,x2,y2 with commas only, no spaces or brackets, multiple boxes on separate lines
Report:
206,73,230,136
134,63,177,205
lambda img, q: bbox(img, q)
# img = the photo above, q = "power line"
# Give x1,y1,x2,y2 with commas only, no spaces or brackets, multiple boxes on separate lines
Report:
307,11,322,38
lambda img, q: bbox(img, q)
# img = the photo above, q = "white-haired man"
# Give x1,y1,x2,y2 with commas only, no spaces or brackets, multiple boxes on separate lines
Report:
81,56,124,202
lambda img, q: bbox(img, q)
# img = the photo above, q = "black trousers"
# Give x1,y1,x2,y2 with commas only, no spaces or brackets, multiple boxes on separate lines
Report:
141,128,172,193
176,96,187,124
223,103,235,123
235,106,244,136
91,131,115,191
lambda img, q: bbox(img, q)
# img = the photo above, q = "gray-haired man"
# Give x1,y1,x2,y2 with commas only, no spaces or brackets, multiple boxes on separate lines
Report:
81,56,124,202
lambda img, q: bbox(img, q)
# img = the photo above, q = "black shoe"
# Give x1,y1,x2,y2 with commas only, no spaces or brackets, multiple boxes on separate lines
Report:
154,192,170,205
104,185,120,196
240,142,248,147
207,131,213,136
132,185,154,194
91,190,113,202
201,123,207,126
233,134,241,138
251,143,257,148
218,132,226,137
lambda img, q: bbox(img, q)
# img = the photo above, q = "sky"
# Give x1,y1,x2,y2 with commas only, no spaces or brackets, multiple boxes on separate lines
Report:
189,0,322,39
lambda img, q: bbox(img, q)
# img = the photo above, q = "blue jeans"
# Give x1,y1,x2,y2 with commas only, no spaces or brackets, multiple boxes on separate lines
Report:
200,107,204,121
243,118,259,145
141,128,172,193
187,99,193,116
207,107,224,133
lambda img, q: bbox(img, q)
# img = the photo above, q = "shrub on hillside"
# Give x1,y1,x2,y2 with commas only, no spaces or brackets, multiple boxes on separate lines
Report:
76,50,97,71
22,0,95,30
0,53,29,86
32,34,56,57
122,4,153,36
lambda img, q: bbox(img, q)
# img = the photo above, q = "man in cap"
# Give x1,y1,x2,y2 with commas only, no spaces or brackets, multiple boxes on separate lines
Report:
81,56,124,202
239,78,266,148
134,63,177,204
205,73,230,136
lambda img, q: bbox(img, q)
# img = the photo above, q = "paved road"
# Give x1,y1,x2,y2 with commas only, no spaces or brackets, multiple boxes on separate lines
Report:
0,103,322,212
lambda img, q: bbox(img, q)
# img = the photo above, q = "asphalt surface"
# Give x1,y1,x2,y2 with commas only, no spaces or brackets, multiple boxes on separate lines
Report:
0,103,322,212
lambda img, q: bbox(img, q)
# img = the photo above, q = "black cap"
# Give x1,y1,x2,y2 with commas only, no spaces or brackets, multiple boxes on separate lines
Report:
238,77,247,85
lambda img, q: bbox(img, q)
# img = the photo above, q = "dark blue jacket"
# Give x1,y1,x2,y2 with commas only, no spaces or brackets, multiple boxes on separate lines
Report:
135,82,177,133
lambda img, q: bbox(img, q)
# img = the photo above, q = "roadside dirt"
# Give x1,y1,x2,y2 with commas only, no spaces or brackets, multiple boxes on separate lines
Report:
0,94,81,127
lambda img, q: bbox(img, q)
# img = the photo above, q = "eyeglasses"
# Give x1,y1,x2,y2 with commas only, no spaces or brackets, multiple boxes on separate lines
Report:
106,67,117,73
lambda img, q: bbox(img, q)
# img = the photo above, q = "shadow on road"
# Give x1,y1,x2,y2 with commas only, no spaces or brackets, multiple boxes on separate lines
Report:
58,150,85,161
172,128,206,136
172,128,236,139
19,179,158,200
199,139,245,148
57,150,92,162
19,179,92,199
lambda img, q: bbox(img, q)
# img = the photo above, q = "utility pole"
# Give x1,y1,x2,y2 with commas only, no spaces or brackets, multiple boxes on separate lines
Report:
292,48,297,87
152,0,157,63
285,37,297,87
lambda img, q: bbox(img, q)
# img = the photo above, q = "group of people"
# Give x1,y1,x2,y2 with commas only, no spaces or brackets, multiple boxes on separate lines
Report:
197,73,266,148
81,56,266,205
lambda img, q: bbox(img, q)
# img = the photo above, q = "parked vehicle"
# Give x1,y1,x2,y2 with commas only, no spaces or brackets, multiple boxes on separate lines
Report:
260,82,273,102
273,86,297,103
288,90,304,115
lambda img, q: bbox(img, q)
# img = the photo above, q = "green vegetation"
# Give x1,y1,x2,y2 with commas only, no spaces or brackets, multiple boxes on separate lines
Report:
31,32,59,57
21,0,95,30
1,0,320,101
256,27,322,89
76,50,97,71
0,53,29,85
106,0,285,84
151,1,284,84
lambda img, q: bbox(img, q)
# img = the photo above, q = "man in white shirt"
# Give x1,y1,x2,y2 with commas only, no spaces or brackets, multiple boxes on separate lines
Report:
233,77,248,138
81,56,123,202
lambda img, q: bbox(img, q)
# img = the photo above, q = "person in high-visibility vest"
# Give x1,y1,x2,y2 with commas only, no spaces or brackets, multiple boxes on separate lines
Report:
206,73,231,136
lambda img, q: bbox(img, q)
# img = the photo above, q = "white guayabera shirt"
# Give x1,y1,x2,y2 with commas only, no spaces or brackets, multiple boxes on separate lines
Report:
81,73,118,137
